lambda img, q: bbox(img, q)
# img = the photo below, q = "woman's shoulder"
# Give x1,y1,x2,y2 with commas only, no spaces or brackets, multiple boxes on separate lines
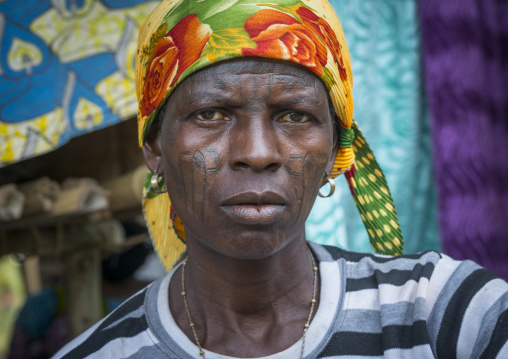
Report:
311,241,444,275
51,282,161,358
311,242,508,358
310,241,506,297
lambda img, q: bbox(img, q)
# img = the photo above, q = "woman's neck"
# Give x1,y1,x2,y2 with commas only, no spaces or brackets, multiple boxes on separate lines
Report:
168,235,319,357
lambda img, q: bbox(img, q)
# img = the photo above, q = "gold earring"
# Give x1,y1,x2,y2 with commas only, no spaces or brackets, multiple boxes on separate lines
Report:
318,172,335,198
151,169,167,194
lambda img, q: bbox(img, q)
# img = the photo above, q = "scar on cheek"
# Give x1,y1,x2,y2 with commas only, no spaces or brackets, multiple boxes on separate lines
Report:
291,153,317,221
305,154,322,193
301,153,328,196
180,149,222,177
286,154,304,177
303,153,318,182
202,149,222,172
286,152,327,178
179,150,223,220
192,150,205,170
178,152,196,216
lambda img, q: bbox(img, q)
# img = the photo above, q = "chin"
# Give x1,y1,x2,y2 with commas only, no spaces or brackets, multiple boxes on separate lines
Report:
199,229,294,260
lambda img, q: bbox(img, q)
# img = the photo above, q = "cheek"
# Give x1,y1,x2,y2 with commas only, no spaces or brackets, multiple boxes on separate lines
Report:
283,126,333,171
162,123,223,188
286,152,328,215
283,131,332,217
162,138,226,223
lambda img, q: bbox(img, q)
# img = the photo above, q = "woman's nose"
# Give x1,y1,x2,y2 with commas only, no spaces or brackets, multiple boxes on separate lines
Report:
228,119,282,172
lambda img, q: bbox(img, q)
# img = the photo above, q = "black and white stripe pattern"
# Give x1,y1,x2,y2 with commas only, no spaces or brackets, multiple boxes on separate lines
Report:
53,243,508,358
315,245,508,358
54,289,160,358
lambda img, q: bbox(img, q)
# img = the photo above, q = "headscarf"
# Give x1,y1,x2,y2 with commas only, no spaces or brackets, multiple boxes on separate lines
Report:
135,0,403,269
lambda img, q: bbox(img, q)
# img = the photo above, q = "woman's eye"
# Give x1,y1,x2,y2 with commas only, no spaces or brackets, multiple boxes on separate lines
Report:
279,112,312,123
195,110,229,121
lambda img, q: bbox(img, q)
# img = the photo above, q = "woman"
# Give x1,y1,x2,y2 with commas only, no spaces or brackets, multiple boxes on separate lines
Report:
54,0,508,358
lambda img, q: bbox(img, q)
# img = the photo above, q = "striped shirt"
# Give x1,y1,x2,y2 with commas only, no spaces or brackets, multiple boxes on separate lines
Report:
53,242,508,358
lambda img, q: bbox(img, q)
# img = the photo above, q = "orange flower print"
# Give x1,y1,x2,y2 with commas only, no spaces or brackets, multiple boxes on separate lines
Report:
242,9,327,77
141,14,211,117
296,7,348,81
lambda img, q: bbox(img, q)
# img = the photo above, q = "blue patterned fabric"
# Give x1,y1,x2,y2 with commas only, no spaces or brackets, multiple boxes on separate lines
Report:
0,0,158,166
306,0,441,254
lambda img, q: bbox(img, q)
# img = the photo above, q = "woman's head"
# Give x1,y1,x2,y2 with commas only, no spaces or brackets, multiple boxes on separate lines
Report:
136,0,403,268
143,58,338,259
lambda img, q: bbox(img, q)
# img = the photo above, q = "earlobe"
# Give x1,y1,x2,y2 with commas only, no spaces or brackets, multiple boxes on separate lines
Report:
142,130,163,173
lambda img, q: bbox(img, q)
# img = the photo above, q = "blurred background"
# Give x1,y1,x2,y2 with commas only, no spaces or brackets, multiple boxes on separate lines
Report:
0,0,507,357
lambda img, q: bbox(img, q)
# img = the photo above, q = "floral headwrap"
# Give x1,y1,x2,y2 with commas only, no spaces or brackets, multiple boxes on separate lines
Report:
135,0,403,269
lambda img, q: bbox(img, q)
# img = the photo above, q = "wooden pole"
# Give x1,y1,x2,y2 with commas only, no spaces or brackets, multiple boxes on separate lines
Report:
64,249,102,339
0,219,127,338
23,256,42,296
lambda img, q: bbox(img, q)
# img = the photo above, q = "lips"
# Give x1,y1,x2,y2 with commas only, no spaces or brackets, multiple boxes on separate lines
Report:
220,191,287,225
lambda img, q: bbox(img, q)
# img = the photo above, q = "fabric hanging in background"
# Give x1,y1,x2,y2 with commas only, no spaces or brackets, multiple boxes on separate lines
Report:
0,0,158,167
418,1,508,279
307,0,441,254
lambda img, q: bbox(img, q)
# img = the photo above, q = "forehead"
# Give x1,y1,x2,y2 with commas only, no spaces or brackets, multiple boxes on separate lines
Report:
172,59,328,101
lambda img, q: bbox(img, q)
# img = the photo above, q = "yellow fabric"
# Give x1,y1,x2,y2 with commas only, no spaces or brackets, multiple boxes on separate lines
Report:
0,256,26,356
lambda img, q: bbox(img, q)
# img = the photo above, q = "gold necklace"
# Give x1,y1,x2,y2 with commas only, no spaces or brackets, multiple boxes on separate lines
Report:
181,248,318,359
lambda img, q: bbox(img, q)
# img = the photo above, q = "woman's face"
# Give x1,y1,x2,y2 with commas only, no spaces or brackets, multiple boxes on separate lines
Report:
145,59,338,259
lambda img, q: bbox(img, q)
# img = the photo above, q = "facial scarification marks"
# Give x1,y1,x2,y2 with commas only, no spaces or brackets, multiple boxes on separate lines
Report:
192,150,207,221
280,75,310,93
237,73,243,100
178,149,223,222
252,74,258,96
183,74,226,107
211,71,230,92
267,73,273,97
299,153,317,222
307,152,327,198
285,152,328,224
179,151,195,217
286,154,304,177
245,97,265,112
285,153,304,225
202,149,221,173
200,149,222,222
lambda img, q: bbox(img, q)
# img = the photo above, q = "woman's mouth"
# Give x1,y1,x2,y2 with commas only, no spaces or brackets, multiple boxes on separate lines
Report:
220,191,287,225
220,204,286,225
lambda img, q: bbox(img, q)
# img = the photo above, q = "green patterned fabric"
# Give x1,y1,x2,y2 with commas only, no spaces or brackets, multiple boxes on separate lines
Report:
343,123,403,254
307,0,441,254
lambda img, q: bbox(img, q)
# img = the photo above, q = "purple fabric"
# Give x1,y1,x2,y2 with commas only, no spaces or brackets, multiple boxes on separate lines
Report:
418,0,508,279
